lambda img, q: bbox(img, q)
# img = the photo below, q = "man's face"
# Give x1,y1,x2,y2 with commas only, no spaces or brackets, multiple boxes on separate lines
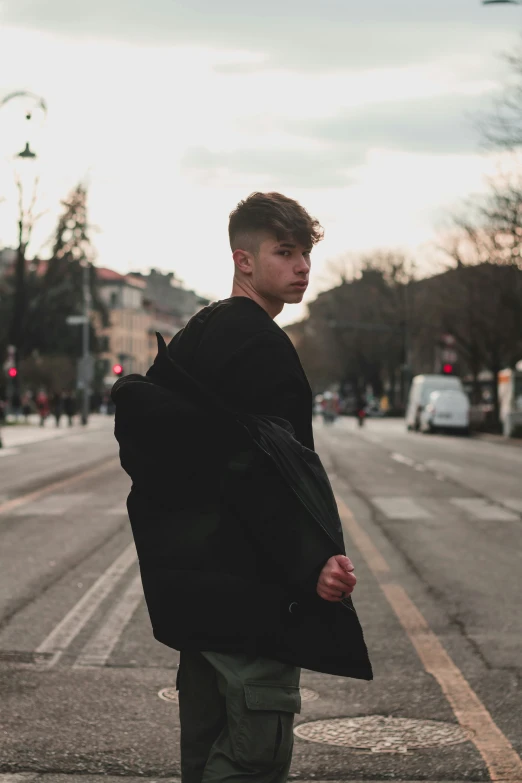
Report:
250,234,311,305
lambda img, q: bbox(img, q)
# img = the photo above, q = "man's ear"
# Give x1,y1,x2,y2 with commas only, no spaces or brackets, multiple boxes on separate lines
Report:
232,248,253,276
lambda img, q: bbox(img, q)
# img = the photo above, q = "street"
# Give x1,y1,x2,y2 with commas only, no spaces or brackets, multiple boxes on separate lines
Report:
0,417,521,783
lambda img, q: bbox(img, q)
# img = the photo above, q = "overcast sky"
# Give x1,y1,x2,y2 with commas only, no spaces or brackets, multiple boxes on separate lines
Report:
0,0,521,323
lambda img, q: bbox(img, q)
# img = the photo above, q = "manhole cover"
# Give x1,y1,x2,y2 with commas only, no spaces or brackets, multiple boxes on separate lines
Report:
301,688,319,703
158,687,178,703
294,715,472,754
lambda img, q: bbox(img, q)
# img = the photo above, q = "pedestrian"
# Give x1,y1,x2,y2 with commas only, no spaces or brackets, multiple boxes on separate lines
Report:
35,390,49,427
21,392,32,423
62,391,76,427
50,391,63,427
112,192,372,783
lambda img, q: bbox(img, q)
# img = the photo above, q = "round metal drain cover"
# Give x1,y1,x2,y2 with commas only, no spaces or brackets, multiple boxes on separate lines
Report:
294,715,471,754
301,688,319,703
158,687,178,703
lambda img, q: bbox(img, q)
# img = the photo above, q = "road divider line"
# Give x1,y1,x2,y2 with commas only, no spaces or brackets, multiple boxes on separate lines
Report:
36,542,137,667
0,457,120,517
337,496,522,782
74,572,143,667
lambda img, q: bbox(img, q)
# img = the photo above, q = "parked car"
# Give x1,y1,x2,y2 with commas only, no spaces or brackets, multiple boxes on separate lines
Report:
405,374,465,431
419,389,470,435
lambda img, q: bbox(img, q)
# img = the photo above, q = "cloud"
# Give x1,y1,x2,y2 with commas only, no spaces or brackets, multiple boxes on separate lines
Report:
181,146,356,189
181,89,499,190
284,91,495,157
2,0,519,73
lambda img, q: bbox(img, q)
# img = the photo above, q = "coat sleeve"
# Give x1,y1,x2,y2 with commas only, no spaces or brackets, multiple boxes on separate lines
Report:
222,446,340,597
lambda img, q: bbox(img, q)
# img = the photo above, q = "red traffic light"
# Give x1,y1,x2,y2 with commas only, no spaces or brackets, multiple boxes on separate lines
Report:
113,364,123,376
8,367,17,378
443,364,454,374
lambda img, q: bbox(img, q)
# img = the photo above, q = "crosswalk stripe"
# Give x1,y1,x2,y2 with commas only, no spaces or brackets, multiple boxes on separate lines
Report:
450,498,519,522
13,493,91,516
36,542,137,666
74,572,143,667
372,496,432,519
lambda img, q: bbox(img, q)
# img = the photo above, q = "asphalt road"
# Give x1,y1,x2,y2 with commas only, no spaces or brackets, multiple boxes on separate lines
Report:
0,415,521,782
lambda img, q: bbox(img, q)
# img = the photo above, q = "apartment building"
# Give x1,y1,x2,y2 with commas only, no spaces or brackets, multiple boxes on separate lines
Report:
97,268,150,380
96,267,208,385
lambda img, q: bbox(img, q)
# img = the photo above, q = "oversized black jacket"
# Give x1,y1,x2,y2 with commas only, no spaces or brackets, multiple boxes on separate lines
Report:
111,301,372,680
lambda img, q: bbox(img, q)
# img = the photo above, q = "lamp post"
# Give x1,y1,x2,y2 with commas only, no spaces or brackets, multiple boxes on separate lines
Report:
1,92,47,407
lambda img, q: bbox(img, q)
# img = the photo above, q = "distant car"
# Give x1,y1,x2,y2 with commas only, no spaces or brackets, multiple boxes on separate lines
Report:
405,374,465,431
419,389,470,435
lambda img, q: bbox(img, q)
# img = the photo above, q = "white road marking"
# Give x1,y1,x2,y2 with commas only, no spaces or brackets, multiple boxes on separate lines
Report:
372,496,432,520
36,542,137,666
391,452,415,467
13,492,91,516
450,498,519,522
74,572,143,667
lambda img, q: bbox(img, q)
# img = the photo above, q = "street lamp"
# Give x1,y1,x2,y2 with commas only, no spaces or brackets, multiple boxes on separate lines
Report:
17,142,37,159
1,91,47,407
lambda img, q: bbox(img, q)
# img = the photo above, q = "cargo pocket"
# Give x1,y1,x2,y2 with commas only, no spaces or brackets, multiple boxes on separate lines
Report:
233,682,301,768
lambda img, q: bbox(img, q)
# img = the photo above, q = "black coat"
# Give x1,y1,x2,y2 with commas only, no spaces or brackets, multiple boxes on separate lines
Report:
111,300,372,680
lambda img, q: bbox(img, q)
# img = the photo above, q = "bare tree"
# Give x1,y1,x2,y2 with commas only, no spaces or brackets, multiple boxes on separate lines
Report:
6,174,46,368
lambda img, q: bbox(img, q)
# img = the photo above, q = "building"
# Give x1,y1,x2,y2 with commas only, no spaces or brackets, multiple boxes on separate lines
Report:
0,248,16,277
131,269,209,368
96,267,208,386
96,268,150,381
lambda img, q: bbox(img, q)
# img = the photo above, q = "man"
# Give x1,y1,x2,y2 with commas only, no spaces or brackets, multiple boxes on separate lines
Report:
112,192,371,783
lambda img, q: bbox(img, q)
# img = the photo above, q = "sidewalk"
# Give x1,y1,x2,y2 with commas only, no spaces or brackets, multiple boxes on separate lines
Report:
0,414,112,450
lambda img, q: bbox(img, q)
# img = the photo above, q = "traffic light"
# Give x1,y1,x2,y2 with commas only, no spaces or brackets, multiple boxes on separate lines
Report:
113,364,123,376
442,364,454,375
7,367,17,378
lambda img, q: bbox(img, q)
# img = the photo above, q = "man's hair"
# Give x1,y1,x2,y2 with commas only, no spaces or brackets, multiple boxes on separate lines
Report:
228,192,324,254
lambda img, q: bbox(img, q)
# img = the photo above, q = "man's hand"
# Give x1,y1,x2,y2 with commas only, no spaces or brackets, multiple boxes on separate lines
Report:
316,555,356,602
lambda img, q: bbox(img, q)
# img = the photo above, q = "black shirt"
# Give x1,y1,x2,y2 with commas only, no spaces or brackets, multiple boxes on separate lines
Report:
169,297,314,450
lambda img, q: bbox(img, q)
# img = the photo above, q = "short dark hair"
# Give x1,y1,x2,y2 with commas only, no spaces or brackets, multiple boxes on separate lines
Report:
228,192,324,253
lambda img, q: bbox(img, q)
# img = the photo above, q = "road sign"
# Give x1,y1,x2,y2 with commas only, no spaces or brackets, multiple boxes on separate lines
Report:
66,315,88,325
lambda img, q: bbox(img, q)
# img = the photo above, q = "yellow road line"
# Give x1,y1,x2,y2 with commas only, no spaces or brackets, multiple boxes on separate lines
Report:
0,457,120,517
337,496,522,782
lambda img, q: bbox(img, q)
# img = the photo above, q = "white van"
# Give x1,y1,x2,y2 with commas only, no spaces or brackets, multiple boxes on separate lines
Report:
405,374,465,431
419,390,470,434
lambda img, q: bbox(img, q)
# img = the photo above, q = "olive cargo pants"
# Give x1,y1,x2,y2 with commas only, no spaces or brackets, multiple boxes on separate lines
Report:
177,649,301,783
